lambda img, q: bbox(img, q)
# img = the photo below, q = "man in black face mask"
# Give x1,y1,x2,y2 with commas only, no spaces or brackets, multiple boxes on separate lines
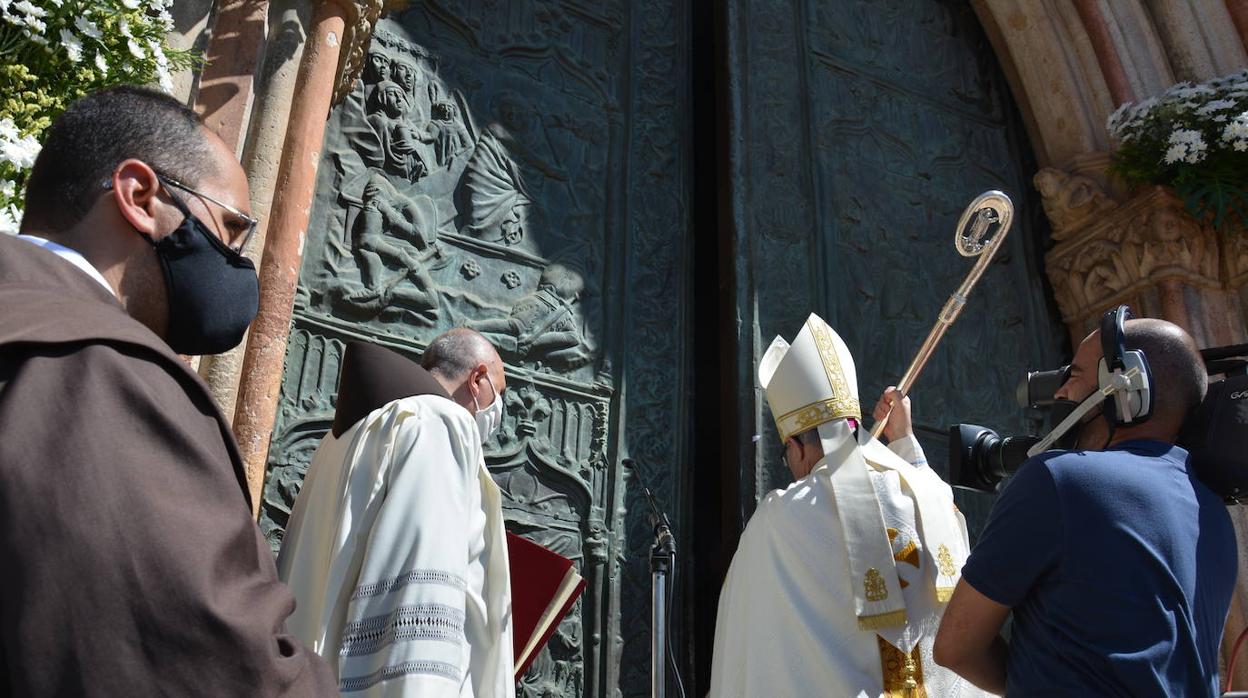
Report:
933,317,1235,697
0,87,336,694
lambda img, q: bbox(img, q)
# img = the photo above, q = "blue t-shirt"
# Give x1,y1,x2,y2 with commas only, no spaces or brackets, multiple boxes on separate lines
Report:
961,440,1236,697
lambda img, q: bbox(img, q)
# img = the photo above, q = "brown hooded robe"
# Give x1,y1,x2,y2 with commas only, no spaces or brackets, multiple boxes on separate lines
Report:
0,233,336,696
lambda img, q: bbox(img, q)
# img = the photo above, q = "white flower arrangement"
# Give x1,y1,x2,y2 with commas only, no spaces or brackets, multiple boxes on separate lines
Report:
0,0,195,234
1107,70,1248,232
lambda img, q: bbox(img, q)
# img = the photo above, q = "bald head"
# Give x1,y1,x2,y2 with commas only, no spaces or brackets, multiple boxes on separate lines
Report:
422,328,497,379
422,328,507,415
1123,318,1206,424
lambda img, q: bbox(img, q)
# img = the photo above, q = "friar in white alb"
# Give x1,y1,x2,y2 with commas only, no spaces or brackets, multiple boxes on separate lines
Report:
277,330,515,697
708,313,997,698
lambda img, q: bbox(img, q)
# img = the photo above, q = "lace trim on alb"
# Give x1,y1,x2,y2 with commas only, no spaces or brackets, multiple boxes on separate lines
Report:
339,660,462,692
351,569,467,600
339,603,466,657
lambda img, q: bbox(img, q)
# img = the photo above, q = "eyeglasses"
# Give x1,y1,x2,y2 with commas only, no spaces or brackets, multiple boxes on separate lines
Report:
157,174,258,254
103,172,258,254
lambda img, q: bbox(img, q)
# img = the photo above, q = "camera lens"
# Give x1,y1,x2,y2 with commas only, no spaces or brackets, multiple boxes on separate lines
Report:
949,424,1042,492
1017,365,1070,409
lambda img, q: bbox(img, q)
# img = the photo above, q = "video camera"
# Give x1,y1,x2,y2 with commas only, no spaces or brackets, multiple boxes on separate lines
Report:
949,344,1248,502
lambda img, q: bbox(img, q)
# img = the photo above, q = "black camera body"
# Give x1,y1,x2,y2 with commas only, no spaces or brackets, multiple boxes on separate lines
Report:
1180,368,1248,503
950,343,1248,502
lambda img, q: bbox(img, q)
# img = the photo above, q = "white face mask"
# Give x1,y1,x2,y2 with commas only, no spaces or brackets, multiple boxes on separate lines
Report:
472,373,503,442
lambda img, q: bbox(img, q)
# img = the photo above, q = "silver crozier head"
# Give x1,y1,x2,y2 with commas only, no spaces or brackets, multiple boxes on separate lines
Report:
955,190,1014,257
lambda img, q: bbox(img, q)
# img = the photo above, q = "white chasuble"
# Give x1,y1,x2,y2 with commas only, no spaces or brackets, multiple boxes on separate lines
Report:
278,395,515,698
708,436,995,698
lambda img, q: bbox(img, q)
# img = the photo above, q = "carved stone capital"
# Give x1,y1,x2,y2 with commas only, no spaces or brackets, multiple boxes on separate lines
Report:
1033,165,1119,241
326,0,407,107
1044,184,1222,324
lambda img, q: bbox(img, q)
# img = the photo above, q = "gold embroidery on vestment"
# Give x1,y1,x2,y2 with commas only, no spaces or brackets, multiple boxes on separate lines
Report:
937,544,956,578
864,567,888,601
878,635,928,697
857,608,907,631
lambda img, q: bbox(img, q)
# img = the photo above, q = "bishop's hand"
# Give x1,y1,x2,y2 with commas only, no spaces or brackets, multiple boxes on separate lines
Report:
872,386,913,443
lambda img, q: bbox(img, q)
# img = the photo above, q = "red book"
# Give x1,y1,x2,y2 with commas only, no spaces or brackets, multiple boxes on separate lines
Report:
506,532,587,679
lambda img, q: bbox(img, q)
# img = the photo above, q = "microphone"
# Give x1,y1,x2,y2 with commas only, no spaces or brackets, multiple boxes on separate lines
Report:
623,458,675,550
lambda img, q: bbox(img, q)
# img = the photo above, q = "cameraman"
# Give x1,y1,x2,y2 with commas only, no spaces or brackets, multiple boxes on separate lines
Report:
933,318,1236,696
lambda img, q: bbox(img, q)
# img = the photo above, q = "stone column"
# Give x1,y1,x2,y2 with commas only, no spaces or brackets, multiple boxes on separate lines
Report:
232,0,337,511
192,0,270,417
194,0,270,153
1071,0,1134,105
971,0,1114,167
198,0,313,424
1229,0,1248,52
231,0,396,511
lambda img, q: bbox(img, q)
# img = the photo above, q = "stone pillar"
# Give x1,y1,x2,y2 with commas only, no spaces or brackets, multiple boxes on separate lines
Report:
971,0,1114,167
192,0,270,417
166,0,216,104
194,0,269,154
231,0,395,511
232,0,347,512
1072,0,1134,105
199,0,312,424
1229,0,1248,52
1144,0,1247,81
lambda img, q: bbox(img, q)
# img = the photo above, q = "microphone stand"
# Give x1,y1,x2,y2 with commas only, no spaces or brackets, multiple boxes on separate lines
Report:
649,503,675,698
624,459,677,698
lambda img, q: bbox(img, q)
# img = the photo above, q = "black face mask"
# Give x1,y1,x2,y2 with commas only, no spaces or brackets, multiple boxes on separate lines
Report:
141,212,259,355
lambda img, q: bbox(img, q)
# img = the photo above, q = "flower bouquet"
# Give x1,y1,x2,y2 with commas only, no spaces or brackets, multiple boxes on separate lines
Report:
1107,70,1248,234
0,0,196,233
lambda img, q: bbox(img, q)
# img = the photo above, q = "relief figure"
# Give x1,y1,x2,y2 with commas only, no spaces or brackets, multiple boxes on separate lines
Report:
342,171,440,325
471,263,594,369
366,79,433,181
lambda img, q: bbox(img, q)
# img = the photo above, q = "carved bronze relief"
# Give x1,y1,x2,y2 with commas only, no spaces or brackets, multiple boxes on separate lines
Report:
264,3,692,697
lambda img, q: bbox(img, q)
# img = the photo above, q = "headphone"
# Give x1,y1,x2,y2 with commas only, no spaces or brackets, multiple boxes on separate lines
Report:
1098,305,1154,427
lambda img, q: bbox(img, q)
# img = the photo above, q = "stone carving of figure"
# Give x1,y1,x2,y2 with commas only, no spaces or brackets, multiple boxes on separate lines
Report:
1138,205,1208,280
390,56,432,126
458,89,579,245
471,263,593,370
344,171,439,325
1034,167,1118,238
361,50,391,107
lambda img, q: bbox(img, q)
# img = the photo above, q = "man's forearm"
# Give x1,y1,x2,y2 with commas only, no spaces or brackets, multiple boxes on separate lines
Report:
945,634,1008,695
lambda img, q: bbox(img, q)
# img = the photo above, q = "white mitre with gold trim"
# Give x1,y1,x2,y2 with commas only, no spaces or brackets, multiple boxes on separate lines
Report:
758,313,861,440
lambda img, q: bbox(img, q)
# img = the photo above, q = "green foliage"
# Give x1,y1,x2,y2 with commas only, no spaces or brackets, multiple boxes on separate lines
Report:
0,0,198,231
1106,70,1248,235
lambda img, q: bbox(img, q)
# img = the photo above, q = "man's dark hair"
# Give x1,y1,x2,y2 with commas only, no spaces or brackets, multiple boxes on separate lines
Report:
421,328,495,381
1124,318,1207,425
21,85,217,232
795,428,821,450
